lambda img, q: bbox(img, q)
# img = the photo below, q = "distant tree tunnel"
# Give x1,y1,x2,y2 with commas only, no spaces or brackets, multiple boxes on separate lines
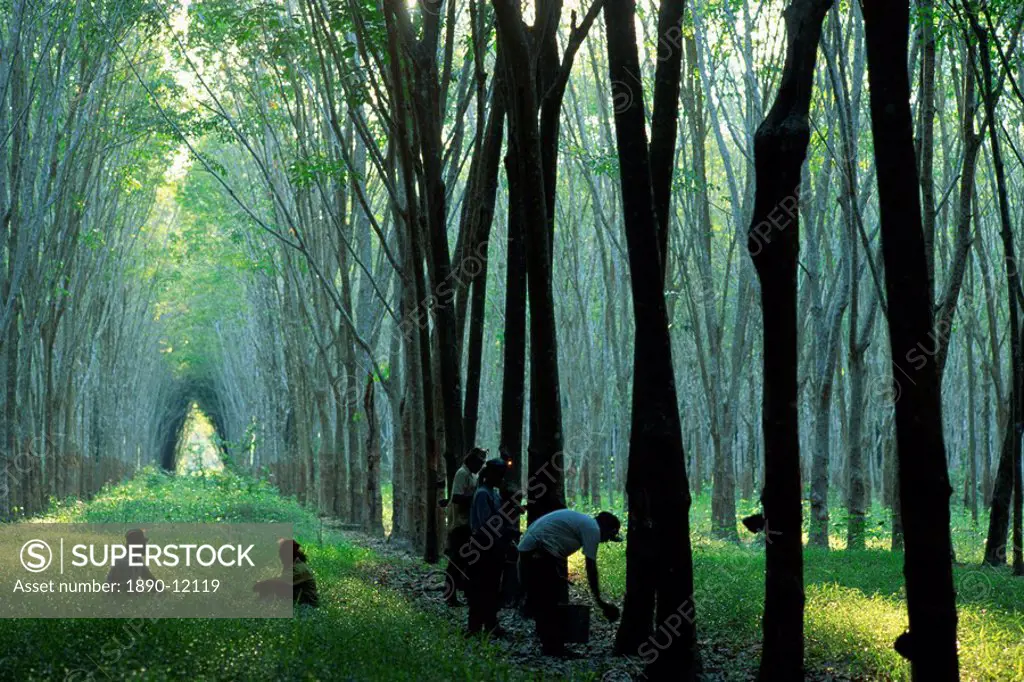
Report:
157,380,230,472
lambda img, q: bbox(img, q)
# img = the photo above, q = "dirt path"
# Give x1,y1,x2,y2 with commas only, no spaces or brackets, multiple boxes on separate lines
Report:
339,530,748,682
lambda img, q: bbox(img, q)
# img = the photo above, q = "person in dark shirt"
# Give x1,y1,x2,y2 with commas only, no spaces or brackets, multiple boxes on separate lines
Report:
465,458,514,637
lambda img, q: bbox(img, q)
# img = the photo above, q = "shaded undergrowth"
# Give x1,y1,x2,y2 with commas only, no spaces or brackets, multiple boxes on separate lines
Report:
3,469,1021,681
1,469,516,681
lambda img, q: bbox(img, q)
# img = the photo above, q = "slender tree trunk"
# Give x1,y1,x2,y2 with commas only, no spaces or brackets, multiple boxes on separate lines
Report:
2,298,16,521
862,0,959,677
604,0,696,675
333,383,350,520
967,306,979,523
461,90,506,449
971,13,1024,574
364,373,384,535
810,384,832,548
747,1,832,678
916,0,937,297
315,390,336,515
345,348,364,526
984,386,993,508
500,144,527,483
414,236,442,563
847,343,868,550
493,0,566,522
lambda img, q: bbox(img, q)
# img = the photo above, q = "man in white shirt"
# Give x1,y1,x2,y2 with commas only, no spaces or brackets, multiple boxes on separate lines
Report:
518,509,622,656
438,448,485,607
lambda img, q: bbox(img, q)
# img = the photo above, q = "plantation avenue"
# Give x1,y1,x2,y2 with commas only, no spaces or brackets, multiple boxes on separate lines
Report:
1,0,1022,679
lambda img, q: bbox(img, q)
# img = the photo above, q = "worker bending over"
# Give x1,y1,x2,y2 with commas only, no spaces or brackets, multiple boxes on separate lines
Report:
518,509,622,656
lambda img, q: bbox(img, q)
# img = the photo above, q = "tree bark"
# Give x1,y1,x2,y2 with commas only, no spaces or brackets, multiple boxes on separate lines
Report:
603,0,697,675
493,0,567,522
365,373,384,535
747,0,832,678
500,142,528,484
862,0,959,677
916,0,937,298
460,85,506,449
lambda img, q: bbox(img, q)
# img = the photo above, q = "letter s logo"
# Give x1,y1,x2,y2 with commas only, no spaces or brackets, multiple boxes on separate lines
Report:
20,539,52,573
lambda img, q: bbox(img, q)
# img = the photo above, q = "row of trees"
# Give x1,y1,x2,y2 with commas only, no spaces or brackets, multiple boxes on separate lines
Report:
0,0,183,516
167,2,1015,675
167,0,1018,544
4,0,1023,678
158,0,1020,679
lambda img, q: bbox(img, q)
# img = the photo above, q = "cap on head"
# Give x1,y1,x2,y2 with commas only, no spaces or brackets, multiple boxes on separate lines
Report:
595,512,622,542
278,538,307,563
480,458,508,483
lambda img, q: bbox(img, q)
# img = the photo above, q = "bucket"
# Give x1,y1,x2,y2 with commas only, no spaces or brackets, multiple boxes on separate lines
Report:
558,603,591,644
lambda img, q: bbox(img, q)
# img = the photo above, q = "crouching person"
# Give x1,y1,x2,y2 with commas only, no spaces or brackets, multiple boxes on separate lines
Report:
105,529,157,596
465,458,515,637
518,510,622,656
253,539,319,608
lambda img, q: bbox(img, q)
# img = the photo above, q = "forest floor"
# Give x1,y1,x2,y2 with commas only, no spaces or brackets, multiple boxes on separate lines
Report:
350,509,1024,682
1,470,1022,681
367,484,1024,681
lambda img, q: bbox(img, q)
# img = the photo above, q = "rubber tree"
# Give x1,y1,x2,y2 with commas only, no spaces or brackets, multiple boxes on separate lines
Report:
862,0,960,677
747,0,832,679
603,0,697,676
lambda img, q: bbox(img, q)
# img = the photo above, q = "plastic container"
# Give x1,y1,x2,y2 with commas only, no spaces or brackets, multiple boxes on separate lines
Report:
559,603,591,644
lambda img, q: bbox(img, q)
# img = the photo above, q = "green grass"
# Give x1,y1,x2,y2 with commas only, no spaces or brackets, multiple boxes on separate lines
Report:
388,478,1024,679
563,498,1024,681
6,470,1023,680
0,469,518,681
564,539,1024,680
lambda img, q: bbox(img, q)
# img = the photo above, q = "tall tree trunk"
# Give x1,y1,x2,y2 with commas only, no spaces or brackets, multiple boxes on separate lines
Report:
396,208,425,552
2,297,16,521
747,1,831,678
333,383,349,520
460,82,506,449
983,382,993,508
409,31,466,491
967,315,979,523
364,373,384,535
603,0,696,675
345,347,364,526
500,144,528,484
413,232,441,563
862,0,959,677
916,0,937,297
972,11,1024,575
493,0,566,522
847,340,868,550
315,389,336,515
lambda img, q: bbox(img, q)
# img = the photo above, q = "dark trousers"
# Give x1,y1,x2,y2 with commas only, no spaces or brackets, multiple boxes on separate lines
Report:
501,528,522,608
520,550,569,653
444,525,472,600
467,547,503,633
